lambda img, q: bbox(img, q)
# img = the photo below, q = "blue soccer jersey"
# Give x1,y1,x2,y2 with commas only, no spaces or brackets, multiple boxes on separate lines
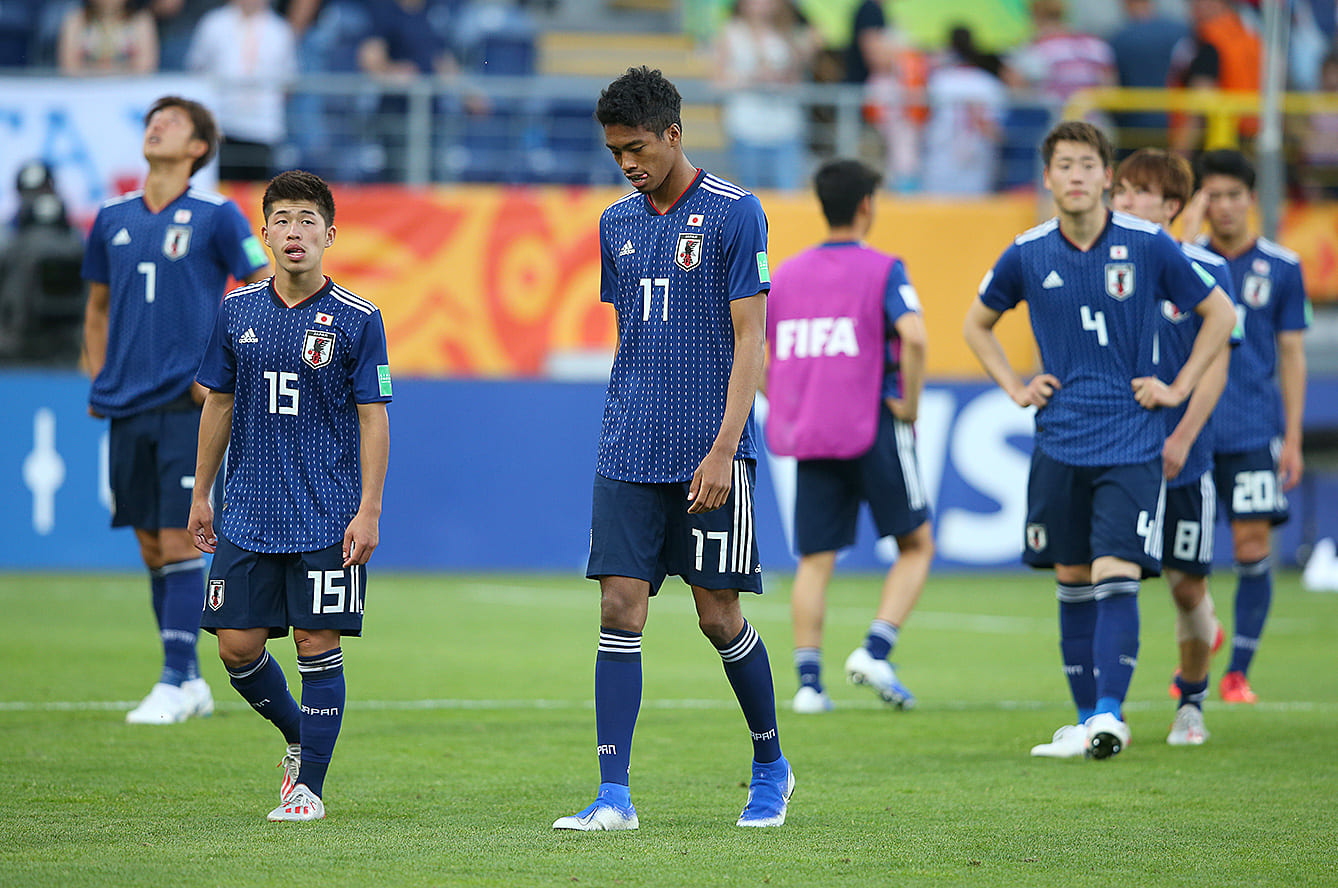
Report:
196,277,392,553
83,188,268,417
1156,242,1238,489
880,255,921,400
596,170,770,483
1196,236,1311,454
979,210,1218,467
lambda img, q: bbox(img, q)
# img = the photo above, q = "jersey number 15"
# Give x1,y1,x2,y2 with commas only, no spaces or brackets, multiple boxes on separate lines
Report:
264,371,299,415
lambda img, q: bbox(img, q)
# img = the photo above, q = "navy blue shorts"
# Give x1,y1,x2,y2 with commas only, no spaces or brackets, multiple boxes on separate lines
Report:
794,407,931,555
1213,444,1289,525
1162,472,1217,577
201,535,366,637
587,462,763,595
1023,449,1165,578
107,405,202,530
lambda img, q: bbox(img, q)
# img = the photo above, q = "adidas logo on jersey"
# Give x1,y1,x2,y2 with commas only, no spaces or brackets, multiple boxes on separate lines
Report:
1042,271,1064,289
112,228,132,246
238,328,259,344
618,240,635,256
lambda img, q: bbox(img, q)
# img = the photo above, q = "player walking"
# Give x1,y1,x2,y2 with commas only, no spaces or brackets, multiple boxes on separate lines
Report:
553,66,792,831
764,158,933,714
82,95,270,725
188,170,392,821
963,121,1235,759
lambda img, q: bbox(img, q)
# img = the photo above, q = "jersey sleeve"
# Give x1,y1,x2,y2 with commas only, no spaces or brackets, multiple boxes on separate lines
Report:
1276,261,1312,332
81,209,109,284
722,194,770,301
350,310,393,404
1155,231,1214,314
599,213,616,304
977,243,1024,312
195,296,236,393
883,259,921,324
215,200,269,281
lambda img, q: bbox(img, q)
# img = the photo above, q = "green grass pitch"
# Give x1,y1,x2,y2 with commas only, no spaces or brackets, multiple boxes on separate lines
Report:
1,569,1336,887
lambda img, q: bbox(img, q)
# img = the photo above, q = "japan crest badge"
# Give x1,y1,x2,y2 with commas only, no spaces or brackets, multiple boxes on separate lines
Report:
675,232,703,271
302,329,336,368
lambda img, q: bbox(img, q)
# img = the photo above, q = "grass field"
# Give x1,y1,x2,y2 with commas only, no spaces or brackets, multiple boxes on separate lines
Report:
1,569,1336,887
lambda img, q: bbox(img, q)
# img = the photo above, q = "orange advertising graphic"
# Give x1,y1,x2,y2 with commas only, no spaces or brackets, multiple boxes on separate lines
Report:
223,183,1333,379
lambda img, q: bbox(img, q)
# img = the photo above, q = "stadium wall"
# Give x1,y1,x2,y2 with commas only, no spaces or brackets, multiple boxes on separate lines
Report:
4,371,1336,573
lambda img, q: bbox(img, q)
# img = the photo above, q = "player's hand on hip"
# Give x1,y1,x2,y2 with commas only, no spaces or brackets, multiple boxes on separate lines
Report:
187,500,217,553
1016,373,1060,408
885,397,916,423
1131,375,1182,409
688,449,733,514
343,512,380,567
1162,435,1189,481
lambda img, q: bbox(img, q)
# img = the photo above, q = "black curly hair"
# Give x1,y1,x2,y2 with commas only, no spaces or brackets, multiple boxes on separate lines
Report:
595,66,682,137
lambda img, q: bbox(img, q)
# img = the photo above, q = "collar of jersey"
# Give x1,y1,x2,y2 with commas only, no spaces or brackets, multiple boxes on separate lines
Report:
1057,210,1112,253
268,275,333,310
645,168,704,216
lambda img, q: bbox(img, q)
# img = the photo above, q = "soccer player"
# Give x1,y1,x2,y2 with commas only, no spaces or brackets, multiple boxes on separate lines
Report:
81,95,270,725
764,158,932,714
187,170,392,822
963,121,1235,760
553,66,792,831
1110,148,1236,745
1186,149,1311,704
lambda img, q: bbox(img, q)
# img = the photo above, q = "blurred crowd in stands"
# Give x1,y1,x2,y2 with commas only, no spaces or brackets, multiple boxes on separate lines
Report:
1,0,1337,193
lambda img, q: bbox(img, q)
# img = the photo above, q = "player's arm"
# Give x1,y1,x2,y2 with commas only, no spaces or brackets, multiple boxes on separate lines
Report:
1133,286,1234,409
1163,342,1229,480
344,401,389,566
82,281,110,383
887,311,926,423
689,292,765,514
962,299,1058,408
242,266,271,284
188,390,234,554
1277,329,1306,490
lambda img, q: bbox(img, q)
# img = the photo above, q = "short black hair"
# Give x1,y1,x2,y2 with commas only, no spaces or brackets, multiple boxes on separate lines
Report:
813,158,881,227
595,66,682,136
262,170,335,226
1196,148,1256,190
145,95,219,175
1041,120,1114,169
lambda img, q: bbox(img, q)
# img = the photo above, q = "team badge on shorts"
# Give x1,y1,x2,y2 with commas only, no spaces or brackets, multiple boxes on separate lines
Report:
1242,274,1271,308
163,225,192,260
1026,522,1048,552
1105,263,1134,300
302,329,336,368
675,232,703,271
207,579,225,611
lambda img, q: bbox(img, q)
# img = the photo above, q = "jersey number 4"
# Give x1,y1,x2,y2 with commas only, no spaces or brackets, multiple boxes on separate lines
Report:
1081,305,1108,347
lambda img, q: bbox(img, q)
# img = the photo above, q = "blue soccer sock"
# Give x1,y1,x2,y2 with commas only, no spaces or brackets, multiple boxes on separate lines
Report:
864,619,898,662
794,646,823,692
1174,674,1210,710
1057,584,1097,723
1228,557,1272,676
595,628,642,787
297,648,345,799
158,559,205,687
717,621,782,764
1092,577,1140,719
228,650,301,743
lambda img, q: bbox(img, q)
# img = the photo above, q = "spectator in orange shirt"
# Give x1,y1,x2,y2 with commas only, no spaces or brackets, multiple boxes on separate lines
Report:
1168,0,1262,154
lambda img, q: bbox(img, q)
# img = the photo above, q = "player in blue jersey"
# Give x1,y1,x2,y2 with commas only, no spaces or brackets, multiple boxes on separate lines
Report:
1111,148,1237,746
963,121,1236,760
81,95,270,726
553,67,792,831
764,158,933,715
188,170,392,822
1182,149,1311,705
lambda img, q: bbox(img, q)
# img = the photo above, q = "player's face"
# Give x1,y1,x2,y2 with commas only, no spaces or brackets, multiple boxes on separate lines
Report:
262,200,334,275
1111,177,1174,226
603,123,680,195
1200,173,1253,242
143,106,205,165
1043,140,1111,217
